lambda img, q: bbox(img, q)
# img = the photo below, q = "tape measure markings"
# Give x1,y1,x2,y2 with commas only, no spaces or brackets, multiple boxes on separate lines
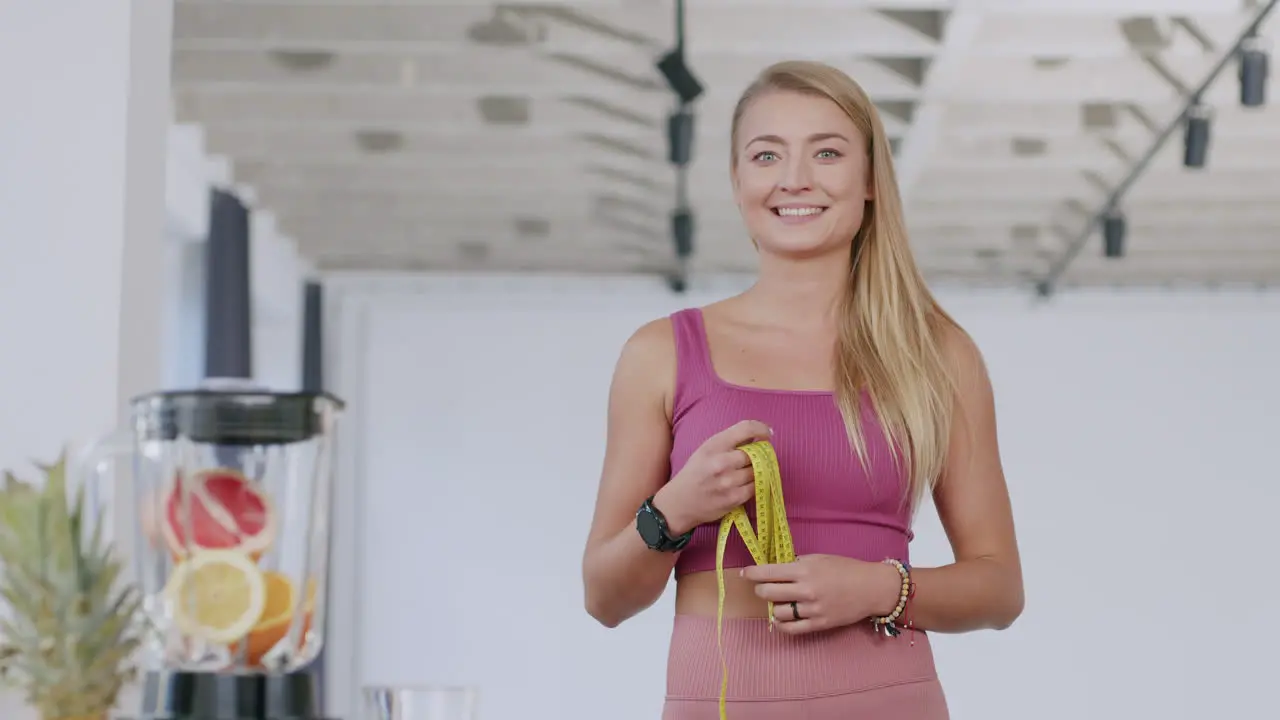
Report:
713,439,796,720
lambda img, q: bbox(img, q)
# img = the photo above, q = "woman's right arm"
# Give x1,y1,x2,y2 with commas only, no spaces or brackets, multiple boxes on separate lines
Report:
581,319,688,628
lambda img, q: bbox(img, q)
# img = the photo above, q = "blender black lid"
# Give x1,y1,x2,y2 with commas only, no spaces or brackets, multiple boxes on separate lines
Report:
132,389,344,446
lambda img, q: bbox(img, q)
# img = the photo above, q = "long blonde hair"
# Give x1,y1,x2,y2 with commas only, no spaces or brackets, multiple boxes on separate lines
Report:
730,60,960,510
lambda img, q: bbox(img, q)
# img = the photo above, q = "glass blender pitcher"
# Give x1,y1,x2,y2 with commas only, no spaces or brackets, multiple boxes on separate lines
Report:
89,385,344,719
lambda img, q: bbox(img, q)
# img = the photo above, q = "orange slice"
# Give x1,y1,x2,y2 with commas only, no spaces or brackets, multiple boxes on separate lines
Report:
232,572,318,666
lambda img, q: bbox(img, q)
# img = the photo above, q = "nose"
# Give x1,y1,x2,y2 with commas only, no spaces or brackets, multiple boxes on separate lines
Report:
778,155,813,193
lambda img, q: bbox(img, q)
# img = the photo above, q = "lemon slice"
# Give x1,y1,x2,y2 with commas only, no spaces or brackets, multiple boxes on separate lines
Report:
165,549,267,644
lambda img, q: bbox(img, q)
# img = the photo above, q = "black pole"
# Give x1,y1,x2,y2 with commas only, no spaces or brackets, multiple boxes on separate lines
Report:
674,0,685,53
204,188,253,378
300,278,329,714
302,281,324,392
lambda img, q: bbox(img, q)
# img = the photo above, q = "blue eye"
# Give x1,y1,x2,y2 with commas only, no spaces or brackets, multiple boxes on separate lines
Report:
752,151,779,162
817,149,842,159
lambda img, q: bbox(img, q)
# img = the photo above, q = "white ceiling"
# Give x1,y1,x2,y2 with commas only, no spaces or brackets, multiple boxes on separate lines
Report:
171,0,1280,290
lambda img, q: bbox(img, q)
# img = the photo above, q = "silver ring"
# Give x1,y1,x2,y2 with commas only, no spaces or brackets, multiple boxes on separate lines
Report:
791,601,802,621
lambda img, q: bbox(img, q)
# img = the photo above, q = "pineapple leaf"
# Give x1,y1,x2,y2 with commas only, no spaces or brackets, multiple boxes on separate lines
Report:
0,448,144,717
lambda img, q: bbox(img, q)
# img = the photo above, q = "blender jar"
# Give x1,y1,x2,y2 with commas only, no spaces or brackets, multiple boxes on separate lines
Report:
126,387,344,674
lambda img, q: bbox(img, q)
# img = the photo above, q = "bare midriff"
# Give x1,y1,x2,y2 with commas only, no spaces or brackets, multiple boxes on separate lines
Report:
674,569,771,618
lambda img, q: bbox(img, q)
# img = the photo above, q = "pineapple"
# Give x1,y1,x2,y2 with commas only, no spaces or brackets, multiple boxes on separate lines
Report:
0,452,147,720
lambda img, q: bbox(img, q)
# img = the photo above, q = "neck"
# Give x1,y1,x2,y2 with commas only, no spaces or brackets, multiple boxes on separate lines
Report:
742,248,850,329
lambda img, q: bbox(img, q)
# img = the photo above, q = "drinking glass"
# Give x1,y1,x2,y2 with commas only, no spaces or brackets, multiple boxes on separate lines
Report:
362,685,480,720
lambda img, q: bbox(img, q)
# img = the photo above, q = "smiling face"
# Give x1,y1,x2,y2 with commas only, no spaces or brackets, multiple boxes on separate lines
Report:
731,89,873,261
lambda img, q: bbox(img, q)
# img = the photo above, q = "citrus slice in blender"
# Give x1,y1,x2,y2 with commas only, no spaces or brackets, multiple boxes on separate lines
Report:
161,468,277,560
166,549,267,644
233,572,318,666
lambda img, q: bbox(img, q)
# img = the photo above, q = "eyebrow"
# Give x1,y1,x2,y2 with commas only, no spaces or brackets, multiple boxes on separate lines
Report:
746,132,851,147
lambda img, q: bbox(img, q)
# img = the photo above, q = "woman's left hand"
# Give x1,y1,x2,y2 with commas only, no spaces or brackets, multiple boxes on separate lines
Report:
740,554,903,635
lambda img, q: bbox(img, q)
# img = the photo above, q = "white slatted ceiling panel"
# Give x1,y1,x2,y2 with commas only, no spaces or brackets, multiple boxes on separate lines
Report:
172,0,1280,289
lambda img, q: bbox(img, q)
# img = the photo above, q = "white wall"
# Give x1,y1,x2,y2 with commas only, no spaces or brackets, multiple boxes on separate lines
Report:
250,210,306,391
324,273,1280,720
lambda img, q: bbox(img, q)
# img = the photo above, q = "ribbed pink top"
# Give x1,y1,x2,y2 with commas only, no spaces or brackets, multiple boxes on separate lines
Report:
668,308,914,578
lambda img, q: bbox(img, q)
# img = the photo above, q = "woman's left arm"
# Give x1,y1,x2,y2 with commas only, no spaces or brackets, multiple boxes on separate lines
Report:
904,325,1024,633
743,326,1023,635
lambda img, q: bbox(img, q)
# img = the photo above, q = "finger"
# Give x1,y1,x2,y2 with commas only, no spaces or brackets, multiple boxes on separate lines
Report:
740,562,801,583
719,467,755,490
751,581,801,603
708,420,772,451
772,618,821,635
710,450,752,476
774,600,812,623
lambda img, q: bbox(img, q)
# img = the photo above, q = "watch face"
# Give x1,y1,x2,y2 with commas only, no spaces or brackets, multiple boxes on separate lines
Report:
636,507,663,546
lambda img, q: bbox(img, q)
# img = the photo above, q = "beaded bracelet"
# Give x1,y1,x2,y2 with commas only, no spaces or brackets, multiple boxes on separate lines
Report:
871,558,912,637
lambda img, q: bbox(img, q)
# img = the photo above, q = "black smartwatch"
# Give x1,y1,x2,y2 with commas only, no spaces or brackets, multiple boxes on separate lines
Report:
636,495,693,552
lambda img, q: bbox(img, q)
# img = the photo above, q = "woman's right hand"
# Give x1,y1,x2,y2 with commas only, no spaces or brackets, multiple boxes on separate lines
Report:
653,420,773,535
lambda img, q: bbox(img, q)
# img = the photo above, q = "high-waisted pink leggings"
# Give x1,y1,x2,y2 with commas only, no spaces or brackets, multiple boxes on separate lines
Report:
662,615,949,719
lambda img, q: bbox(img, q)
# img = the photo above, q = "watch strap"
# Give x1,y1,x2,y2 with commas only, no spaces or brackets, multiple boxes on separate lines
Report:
639,495,692,551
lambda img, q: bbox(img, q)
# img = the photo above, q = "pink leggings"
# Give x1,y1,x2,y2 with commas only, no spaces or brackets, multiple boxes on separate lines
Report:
662,615,949,719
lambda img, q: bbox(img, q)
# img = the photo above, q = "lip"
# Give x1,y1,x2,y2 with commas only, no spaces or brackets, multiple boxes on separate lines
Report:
770,204,828,225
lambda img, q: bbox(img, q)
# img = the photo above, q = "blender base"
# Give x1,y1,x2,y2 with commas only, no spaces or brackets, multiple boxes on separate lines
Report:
123,670,341,720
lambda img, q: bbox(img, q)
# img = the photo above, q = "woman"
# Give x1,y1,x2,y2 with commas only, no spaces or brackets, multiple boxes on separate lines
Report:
581,60,1024,719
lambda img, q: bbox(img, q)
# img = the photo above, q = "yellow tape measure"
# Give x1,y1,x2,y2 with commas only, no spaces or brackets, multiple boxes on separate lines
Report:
714,440,796,720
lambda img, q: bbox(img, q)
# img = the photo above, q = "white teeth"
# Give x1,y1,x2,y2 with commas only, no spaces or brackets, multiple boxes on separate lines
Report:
776,207,824,217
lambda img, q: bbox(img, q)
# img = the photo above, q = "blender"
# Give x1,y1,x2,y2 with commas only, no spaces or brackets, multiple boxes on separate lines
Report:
91,386,344,720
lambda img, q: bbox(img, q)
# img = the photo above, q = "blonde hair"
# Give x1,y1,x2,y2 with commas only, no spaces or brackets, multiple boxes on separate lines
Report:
730,60,960,510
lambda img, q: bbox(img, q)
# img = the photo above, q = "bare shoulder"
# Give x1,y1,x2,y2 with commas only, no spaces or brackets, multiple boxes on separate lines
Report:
936,319,990,390
694,296,743,325
620,315,676,362
612,315,679,416
616,316,678,384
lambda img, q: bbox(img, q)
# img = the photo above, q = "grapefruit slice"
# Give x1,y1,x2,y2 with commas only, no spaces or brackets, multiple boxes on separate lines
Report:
162,468,276,560
232,572,318,666
166,549,267,644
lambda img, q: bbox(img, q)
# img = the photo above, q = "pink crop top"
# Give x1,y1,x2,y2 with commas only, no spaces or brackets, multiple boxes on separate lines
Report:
666,308,914,578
